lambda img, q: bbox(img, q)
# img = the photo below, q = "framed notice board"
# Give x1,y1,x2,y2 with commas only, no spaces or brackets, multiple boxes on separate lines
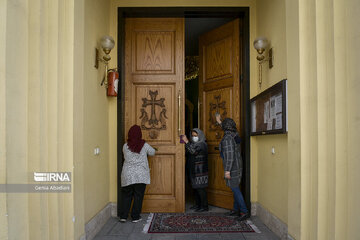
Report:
250,79,288,136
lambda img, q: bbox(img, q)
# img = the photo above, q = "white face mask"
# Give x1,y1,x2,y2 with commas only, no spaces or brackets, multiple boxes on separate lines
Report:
192,136,199,142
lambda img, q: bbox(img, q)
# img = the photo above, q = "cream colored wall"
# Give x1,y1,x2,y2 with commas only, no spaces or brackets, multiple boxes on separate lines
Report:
0,0,8,239
83,0,111,223
73,0,113,236
252,0,288,224
285,0,301,238
285,0,360,239
1,0,112,239
108,0,259,203
74,0,86,238
1,0,358,239
1,0,75,239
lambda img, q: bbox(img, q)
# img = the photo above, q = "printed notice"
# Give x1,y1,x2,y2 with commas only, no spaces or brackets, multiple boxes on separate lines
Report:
270,96,276,120
267,121,273,130
251,101,257,132
264,101,270,123
275,94,282,114
275,113,282,129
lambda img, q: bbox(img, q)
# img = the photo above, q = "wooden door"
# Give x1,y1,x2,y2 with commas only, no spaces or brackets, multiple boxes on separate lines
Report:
199,19,241,209
124,18,185,212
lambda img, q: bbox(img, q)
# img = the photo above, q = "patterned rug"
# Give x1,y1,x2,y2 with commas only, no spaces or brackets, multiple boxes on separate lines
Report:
147,212,256,233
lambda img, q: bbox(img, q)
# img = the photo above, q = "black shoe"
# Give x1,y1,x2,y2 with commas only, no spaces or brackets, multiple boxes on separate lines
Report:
225,210,240,216
235,213,250,221
195,207,209,212
190,205,200,210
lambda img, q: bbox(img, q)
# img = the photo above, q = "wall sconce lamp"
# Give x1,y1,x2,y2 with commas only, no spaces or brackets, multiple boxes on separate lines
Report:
253,37,273,88
95,35,115,86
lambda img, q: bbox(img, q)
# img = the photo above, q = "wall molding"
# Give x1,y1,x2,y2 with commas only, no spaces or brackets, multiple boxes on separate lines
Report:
251,202,288,240
84,202,117,240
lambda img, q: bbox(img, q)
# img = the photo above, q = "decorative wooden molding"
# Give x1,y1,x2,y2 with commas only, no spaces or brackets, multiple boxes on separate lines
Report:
208,95,227,138
185,56,199,81
148,130,159,139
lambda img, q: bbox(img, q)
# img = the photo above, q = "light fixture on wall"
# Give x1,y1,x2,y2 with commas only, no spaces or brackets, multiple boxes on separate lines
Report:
253,37,273,89
95,35,115,87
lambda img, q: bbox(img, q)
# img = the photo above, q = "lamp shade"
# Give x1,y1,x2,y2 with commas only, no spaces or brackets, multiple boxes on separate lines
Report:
100,35,115,51
253,37,268,50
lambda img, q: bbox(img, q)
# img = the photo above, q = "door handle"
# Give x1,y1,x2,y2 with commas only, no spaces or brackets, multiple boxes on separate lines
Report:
178,90,181,136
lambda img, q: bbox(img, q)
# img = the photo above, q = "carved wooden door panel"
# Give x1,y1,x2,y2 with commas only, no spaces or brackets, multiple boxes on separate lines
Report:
199,19,241,209
125,18,185,212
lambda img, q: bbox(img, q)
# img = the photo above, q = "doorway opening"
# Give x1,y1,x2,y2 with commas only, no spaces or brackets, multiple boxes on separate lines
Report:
184,17,235,208
117,8,250,216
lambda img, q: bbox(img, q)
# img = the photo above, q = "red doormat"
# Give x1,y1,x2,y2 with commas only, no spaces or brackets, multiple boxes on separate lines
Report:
147,212,256,233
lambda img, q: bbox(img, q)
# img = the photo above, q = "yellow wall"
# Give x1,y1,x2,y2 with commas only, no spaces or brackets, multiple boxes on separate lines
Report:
1,0,112,239
83,0,111,223
285,0,360,239
74,0,86,238
1,0,75,239
0,0,8,238
2,0,359,239
285,0,301,238
253,0,288,224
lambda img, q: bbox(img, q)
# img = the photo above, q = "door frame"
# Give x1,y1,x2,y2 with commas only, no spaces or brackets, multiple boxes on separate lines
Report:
117,7,251,216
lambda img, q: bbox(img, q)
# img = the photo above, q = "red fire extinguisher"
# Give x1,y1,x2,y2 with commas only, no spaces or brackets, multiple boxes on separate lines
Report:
107,70,119,97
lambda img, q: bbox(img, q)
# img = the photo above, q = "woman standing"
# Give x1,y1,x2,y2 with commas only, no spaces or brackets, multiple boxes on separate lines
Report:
181,128,209,212
216,115,249,221
120,125,155,223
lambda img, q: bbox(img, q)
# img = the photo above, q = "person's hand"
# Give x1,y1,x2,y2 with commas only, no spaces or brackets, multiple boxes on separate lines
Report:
182,135,189,144
225,171,231,179
215,112,222,124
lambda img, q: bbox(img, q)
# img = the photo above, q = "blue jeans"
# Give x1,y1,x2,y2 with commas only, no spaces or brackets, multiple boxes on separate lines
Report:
231,186,248,214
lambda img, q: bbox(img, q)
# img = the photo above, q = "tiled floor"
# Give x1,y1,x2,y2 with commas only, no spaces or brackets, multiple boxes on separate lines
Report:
94,205,280,240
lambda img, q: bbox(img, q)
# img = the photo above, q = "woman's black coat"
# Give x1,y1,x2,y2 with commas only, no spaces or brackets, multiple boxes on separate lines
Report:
185,128,209,189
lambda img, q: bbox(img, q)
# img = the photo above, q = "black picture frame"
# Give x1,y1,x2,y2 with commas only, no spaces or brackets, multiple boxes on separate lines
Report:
250,79,288,136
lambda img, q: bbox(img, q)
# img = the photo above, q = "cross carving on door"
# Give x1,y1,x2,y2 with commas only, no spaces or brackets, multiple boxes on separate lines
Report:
209,95,227,130
139,90,168,130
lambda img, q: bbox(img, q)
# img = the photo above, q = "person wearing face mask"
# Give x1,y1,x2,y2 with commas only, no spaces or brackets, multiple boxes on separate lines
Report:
215,114,249,221
181,129,209,212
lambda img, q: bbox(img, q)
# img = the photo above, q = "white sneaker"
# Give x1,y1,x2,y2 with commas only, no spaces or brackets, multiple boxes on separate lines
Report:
119,218,126,223
131,218,142,223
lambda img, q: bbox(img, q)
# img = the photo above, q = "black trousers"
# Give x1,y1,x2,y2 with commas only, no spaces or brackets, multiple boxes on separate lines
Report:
119,183,146,220
194,187,208,209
